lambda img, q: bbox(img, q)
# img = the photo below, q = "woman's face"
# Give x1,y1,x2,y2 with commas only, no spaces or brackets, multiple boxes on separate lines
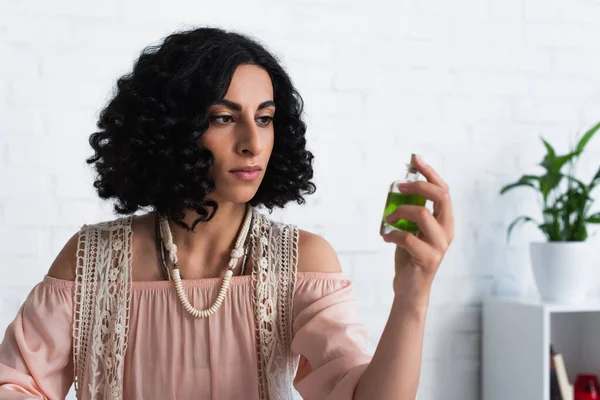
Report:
202,64,275,205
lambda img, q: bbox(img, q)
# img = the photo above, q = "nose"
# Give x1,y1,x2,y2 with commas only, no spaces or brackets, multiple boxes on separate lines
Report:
236,119,263,157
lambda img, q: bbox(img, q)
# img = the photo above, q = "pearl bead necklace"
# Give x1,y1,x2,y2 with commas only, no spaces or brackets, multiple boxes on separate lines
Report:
158,204,253,318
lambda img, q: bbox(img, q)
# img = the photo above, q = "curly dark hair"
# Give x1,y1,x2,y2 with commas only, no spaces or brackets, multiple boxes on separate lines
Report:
86,27,315,231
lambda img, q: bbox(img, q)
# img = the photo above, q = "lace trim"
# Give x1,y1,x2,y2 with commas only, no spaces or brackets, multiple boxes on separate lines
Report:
251,210,300,400
72,223,92,398
73,217,133,400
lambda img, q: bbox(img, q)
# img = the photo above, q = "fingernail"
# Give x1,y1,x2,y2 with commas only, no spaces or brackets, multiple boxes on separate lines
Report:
397,182,410,190
416,154,426,165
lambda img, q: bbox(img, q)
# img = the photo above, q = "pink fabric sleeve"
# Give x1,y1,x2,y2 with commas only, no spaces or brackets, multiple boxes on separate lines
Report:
0,278,74,400
292,273,372,400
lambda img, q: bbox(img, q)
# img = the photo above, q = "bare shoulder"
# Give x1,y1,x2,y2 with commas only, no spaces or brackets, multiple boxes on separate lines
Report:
47,214,159,282
296,229,342,273
47,230,81,281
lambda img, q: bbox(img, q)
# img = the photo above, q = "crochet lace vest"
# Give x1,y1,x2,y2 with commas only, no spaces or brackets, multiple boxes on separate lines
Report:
71,209,300,399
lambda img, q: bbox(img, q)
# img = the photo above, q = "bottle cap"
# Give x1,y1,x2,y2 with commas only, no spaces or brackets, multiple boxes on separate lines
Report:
406,153,418,173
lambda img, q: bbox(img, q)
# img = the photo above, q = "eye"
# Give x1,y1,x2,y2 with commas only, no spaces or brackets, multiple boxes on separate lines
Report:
256,116,273,126
211,115,234,124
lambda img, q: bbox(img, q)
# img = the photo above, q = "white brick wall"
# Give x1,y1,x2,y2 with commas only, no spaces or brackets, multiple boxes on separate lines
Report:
1,0,600,399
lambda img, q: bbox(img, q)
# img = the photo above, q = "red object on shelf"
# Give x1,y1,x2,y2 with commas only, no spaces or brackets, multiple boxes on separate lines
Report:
574,374,600,400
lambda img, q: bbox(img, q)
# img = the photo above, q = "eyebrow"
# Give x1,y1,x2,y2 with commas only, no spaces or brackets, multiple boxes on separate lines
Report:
212,99,275,111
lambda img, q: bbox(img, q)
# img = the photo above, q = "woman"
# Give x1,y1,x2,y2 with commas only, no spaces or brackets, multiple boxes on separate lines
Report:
0,27,453,399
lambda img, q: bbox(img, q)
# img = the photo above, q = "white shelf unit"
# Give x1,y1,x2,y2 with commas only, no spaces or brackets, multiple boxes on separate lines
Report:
483,297,600,400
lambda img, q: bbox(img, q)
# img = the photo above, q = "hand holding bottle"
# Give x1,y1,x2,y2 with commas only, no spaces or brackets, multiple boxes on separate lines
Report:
381,154,454,307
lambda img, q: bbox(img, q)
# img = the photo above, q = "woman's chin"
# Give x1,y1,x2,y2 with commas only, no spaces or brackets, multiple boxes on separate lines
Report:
215,188,260,205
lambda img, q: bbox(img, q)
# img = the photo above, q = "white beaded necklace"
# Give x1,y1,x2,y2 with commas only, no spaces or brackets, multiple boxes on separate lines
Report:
158,204,253,318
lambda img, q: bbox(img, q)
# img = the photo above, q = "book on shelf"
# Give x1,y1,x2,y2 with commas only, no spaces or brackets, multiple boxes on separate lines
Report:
551,345,561,400
552,347,573,400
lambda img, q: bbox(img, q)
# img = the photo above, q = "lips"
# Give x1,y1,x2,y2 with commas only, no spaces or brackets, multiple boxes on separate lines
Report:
230,165,262,173
229,165,262,180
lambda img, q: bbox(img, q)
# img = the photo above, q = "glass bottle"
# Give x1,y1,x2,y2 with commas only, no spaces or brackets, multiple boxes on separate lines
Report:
380,153,427,236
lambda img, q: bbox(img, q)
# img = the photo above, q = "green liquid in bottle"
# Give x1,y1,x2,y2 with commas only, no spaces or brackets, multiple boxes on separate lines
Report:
381,191,426,234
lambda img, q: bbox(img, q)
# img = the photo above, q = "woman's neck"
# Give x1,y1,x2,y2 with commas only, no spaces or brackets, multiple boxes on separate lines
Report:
165,202,250,278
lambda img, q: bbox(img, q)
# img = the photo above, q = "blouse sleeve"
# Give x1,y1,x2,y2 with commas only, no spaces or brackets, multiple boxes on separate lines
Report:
292,273,372,400
0,277,74,400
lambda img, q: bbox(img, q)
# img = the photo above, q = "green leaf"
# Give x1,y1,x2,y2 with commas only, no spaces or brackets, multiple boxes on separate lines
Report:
563,176,591,205
589,165,600,190
541,208,562,240
499,175,540,195
539,222,561,241
540,138,557,173
506,215,538,242
539,173,560,202
540,151,579,175
586,212,600,223
576,121,600,154
541,137,556,158
572,223,588,241
565,175,589,192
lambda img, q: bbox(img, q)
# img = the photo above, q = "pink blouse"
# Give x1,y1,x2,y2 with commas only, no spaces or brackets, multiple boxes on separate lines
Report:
0,272,372,399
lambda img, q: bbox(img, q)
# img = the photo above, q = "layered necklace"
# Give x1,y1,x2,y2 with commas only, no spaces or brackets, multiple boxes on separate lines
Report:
155,204,253,318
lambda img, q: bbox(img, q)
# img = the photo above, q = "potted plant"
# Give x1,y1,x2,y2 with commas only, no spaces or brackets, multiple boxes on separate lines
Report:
500,121,600,303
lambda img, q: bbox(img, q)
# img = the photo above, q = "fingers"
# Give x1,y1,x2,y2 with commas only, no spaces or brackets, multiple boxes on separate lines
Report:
397,180,448,204
397,180,453,240
413,155,448,190
385,205,448,250
383,229,439,265
397,158,454,243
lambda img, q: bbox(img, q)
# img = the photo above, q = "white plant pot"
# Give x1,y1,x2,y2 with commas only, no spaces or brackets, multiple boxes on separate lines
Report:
530,241,597,303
